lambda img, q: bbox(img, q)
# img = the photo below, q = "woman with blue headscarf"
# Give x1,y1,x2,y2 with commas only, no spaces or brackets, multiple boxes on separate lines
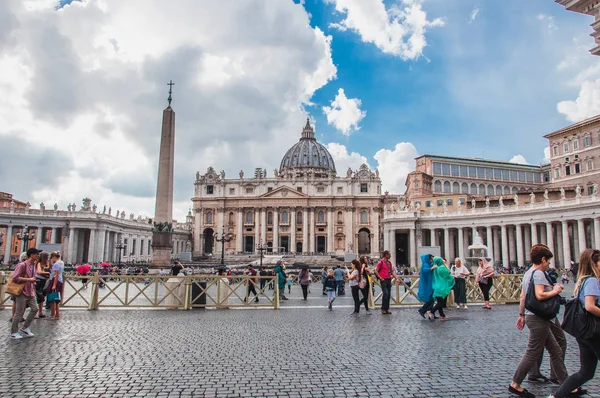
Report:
274,261,288,301
429,257,455,321
417,254,435,319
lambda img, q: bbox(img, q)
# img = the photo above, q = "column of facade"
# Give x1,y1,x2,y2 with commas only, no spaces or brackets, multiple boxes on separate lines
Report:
577,219,587,255
96,229,106,262
449,230,456,262
345,208,353,253
429,229,435,247
308,208,315,253
501,225,509,268
515,224,524,268
67,228,76,264
194,210,202,253
539,224,547,246
562,221,572,269
546,223,555,269
389,229,396,268
410,227,417,268
88,228,96,263
302,208,308,254
3,226,13,264
236,209,243,252
531,223,538,246
507,226,516,264
458,227,465,260
443,228,450,261
523,225,531,257
594,218,600,250
556,224,564,267
493,227,500,264
326,208,333,253
254,209,260,253
261,209,267,246
273,208,279,253
486,226,493,261
372,208,380,255
290,208,297,253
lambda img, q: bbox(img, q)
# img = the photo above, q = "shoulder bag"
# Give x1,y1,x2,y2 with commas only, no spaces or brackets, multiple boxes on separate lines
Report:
6,272,25,297
562,278,600,340
358,269,367,289
525,270,561,320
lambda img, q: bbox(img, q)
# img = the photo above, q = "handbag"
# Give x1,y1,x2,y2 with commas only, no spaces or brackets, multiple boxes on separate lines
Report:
5,273,25,296
562,278,600,340
525,270,561,320
358,277,367,289
47,291,61,302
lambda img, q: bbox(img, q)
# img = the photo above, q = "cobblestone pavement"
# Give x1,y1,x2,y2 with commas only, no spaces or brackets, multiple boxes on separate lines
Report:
1,286,598,398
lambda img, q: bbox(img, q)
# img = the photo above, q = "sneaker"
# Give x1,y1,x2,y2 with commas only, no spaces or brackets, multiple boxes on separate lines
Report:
426,311,434,320
456,305,460,309
527,375,550,383
463,305,468,309
19,328,34,337
418,310,426,319
328,304,332,310
10,333,22,340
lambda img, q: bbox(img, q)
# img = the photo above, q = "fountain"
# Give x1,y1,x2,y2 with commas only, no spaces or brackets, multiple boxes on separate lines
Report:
464,231,493,273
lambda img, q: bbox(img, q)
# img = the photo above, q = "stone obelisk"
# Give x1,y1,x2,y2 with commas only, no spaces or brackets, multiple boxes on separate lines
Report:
151,80,176,266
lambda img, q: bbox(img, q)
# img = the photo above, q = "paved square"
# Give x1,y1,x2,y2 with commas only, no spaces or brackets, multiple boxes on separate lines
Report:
1,288,598,398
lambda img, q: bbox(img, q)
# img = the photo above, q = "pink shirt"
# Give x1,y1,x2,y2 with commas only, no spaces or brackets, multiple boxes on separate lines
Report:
12,260,37,297
376,259,393,280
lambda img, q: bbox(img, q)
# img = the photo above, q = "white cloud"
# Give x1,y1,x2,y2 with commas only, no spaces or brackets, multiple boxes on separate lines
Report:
322,88,366,135
537,14,557,32
325,142,370,173
0,0,337,221
327,0,445,60
557,79,600,122
509,155,529,165
543,147,551,164
373,142,419,193
469,7,480,23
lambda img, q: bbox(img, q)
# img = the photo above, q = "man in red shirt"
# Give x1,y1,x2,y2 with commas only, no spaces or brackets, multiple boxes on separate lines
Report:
244,264,259,303
10,248,41,339
375,250,400,315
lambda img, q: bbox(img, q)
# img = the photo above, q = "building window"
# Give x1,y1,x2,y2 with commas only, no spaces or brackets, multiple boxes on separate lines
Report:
297,211,303,225
415,182,419,188
360,210,368,223
589,185,595,195
207,185,214,194
297,187,302,193
206,211,213,224
229,188,235,195
425,200,432,208
460,165,468,177
566,165,571,176
317,211,325,223
229,212,234,224
443,181,451,193
337,187,343,194
337,211,343,223
478,184,485,195
433,162,442,174
317,187,325,193
584,136,592,147
573,139,579,151
487,184,494,195
437,200,444,207
281,210,289,223
575,163,581,174
267,212,273,225
414,201,421,208
360,183,368,193
459,198,466,205
452,182,459,193
267,187,273,192
434,180,442,192
554,168,560,178
564,142,569,153
246,211,254,224
553,146,558,156
131,240,136,255
446,199,453,206
470,183,477,195
496,185,502,196
461,183,468,194
245,187,254,194
587,159,594,171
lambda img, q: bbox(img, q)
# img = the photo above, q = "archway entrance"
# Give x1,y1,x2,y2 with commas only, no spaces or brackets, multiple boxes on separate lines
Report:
316,236,326,253
296,242,303,253
203,228,214,254
358,228,371,254
244,236,254,253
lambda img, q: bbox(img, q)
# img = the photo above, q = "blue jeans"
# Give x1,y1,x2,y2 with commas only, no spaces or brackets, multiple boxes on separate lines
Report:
380,279,392,311
327,290,336,302
336,280,344,295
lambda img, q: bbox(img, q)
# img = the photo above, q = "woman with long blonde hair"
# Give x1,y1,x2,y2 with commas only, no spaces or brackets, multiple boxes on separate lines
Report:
550,249,600,398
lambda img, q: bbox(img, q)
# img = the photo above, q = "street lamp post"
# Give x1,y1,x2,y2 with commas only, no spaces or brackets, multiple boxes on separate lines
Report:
114,239,126,266
16,228,36,252
214,229,233,265
256,242,269,268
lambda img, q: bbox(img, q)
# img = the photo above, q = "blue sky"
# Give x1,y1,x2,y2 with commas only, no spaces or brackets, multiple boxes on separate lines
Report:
300,0,596,166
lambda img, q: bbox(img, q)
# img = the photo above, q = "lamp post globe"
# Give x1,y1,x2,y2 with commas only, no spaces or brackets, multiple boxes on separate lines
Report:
214,229,233,265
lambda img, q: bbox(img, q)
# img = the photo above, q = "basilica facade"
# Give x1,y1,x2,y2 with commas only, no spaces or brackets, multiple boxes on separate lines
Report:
191,119,383,257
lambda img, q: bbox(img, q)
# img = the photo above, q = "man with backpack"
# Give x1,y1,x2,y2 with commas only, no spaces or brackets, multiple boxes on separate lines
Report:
375,250,400,315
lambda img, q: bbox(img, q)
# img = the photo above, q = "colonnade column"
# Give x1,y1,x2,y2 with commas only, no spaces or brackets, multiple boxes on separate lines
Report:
429,229,435,247
458,227,465,260
515,224,524,268
531,223,538,246
273,209,279,254
443,228,450,261
68,228,76,264
3,226,13,264
547,223,555,269
594,218,600,250
501,225,509,268
486,226,493,262
327,209,333,253
236,209,243,252
389,229,396,268
577,219,587,254
254,210,260,254
523,225,531,259
302,208,308,254
508,226,516,264
562,221,571,269
308,208,314,253
290,208,296,253
88,228,96,263
410,227,417,268
372,208,380,255
260,209,267,246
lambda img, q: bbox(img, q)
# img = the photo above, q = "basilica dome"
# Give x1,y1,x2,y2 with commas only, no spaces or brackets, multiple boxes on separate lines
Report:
279,118,336,177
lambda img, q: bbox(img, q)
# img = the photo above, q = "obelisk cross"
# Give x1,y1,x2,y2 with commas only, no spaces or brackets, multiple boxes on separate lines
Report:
167,80,175,106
